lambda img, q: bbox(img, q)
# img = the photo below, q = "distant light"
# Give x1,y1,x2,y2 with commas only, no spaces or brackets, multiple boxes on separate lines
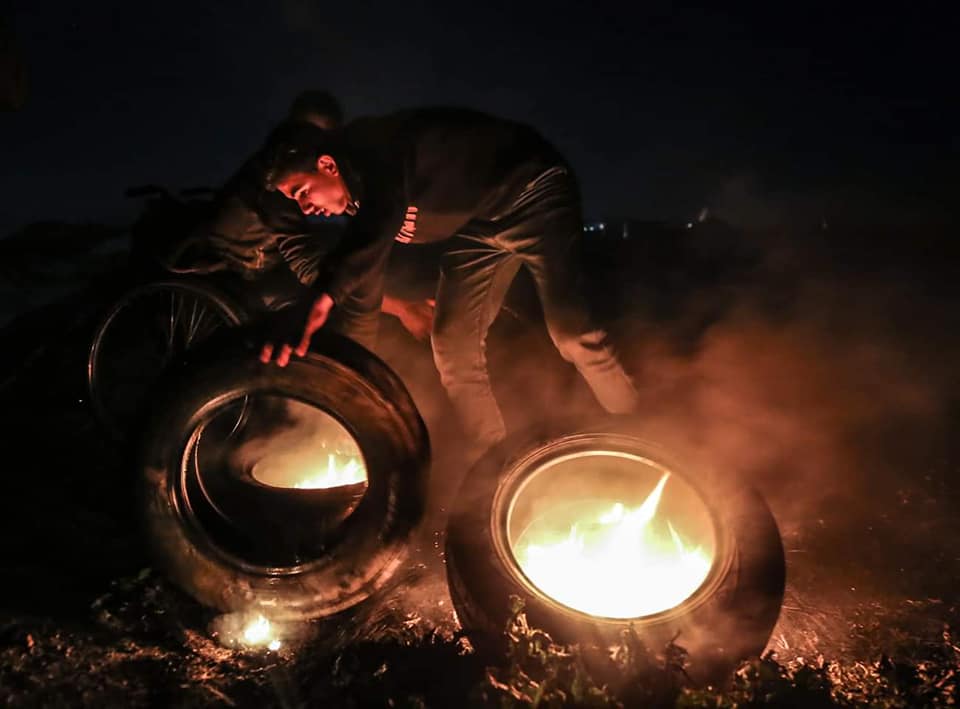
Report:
686,222,693,229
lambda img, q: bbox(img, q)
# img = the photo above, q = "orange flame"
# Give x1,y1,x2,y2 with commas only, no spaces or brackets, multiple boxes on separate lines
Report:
293,453,366,489
240,614,281,651
514,473,713,618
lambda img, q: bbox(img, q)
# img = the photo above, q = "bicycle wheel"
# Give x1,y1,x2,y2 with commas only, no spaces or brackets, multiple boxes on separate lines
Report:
87,279,249,441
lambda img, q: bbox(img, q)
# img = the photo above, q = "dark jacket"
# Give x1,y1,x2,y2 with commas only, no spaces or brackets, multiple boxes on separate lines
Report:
321,108,565,304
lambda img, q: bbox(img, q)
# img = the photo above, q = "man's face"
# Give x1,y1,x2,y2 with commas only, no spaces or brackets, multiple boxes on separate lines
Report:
277,155,350,217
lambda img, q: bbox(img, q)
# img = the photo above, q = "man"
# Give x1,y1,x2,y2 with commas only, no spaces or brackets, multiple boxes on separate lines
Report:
260,108,638,452
203,90,434,338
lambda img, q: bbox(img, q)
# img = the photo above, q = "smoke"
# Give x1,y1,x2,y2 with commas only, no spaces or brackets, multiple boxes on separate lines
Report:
224,397,367,490
377,219,958,532
638,230,957,532
344,217,960,655
629,302,946,514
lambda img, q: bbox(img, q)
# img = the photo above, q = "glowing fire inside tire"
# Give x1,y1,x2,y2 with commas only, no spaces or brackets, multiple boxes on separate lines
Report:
179,395,373,569
445,419,785,681
508,451,719,619
139,329,429,620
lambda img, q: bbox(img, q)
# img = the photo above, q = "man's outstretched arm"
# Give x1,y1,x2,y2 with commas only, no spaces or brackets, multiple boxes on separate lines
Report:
261,224,393,365
259,292,335,366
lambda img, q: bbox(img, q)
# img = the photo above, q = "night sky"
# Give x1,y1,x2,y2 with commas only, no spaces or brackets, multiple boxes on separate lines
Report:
1,1,956,237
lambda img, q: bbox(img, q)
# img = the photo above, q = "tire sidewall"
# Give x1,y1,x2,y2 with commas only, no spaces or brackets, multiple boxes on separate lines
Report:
445,415,785,681
139,328,429,620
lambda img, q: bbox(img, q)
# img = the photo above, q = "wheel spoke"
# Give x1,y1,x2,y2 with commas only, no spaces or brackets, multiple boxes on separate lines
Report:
91,282,242,440
166,290,178,353
183,294,203,347
194,307,225,343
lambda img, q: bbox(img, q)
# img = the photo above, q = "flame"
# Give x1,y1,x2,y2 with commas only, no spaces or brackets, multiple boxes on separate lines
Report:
513,473,713,618
241,614,281,650
293,453,366,489
250,451,367,490
234,399,368,491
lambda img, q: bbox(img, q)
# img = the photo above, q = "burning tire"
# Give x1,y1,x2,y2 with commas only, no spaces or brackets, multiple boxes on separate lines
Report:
139,329,429,620
445,418,785,681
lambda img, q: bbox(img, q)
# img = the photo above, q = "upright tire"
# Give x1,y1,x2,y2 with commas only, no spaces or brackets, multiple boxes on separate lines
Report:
139,329,430,620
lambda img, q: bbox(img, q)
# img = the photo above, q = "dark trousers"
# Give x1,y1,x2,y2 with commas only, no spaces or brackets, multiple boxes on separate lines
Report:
430,166,638,450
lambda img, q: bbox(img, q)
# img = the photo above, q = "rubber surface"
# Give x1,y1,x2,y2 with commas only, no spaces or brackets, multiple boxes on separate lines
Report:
139,328,430,620
445,416,785,682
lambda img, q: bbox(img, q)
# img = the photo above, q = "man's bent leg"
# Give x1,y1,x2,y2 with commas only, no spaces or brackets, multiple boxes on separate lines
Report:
510,173,639,414
540,292,639,413
431,234,521,451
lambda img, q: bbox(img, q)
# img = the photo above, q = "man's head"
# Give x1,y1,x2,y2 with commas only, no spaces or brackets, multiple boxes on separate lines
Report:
263,123,355,217
287,90,344,130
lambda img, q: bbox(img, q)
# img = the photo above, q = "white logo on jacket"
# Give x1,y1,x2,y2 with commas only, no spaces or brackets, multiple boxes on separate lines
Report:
395,205,418,243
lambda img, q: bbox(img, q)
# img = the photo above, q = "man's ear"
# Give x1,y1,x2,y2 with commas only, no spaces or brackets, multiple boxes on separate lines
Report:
316,154,339,176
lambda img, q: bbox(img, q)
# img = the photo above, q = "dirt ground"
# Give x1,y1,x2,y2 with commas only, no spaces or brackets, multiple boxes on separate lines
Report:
0,220,958,706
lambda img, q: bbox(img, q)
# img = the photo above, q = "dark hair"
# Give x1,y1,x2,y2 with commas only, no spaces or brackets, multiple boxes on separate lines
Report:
261,120,342,191
287,90,344,128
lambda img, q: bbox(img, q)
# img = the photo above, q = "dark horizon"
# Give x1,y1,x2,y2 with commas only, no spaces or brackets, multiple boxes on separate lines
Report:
2,1,957,237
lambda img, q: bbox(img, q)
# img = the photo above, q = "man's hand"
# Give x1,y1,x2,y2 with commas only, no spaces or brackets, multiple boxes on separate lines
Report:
260,293,335,367
382,295,436,342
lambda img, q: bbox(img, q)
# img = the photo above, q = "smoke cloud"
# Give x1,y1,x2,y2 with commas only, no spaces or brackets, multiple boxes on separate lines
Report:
359,216,959,655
